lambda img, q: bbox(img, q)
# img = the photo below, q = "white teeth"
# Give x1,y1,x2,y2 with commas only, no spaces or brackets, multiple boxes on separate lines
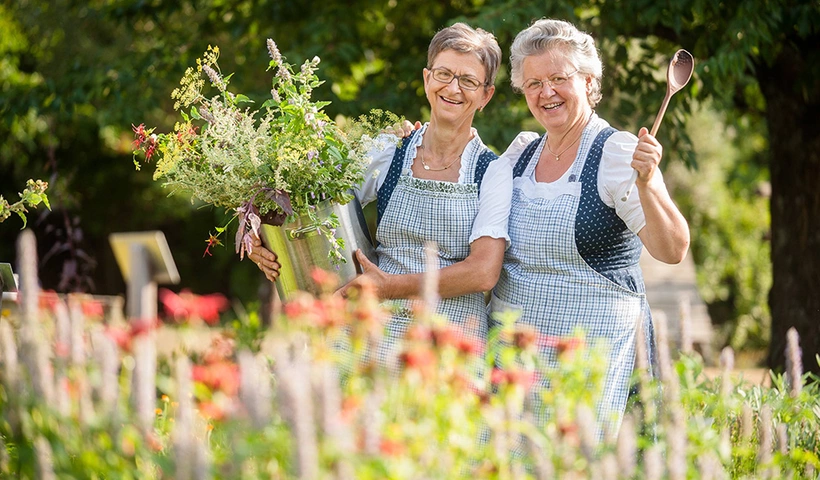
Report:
441,96,463,105
542,102,562,110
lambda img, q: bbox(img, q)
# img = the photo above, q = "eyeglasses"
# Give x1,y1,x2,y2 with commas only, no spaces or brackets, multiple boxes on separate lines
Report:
428,67,486,91
522,70,579,93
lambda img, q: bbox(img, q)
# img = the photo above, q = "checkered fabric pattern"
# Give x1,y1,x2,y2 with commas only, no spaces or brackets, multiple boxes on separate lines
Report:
495,117,650,438
373,132,497,365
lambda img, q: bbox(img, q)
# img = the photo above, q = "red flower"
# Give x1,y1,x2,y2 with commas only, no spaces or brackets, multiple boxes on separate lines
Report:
379,438,405,457
158,288,229,325
430,324,459,348
81,298,105,318
38,290,61,312
203,233,222,257
490,367,537,390
192,361,240,396
455,336,484,356
104,318,159,353
105,325,134,352
400,346,436,379
132,123,147,148
198,401,226,421
557,337,585,355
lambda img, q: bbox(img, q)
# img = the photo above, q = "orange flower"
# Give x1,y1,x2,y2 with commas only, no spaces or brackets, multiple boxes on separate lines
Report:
192,361,240,396
379,438,406,457
198,401,226,421
400,346,436,379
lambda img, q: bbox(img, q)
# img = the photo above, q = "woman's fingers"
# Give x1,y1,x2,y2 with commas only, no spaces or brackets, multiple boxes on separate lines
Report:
247,234,281,281
632,126,663,183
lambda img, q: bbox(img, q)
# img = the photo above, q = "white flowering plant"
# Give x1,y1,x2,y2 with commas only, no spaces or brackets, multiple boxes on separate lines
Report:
133,41,398,261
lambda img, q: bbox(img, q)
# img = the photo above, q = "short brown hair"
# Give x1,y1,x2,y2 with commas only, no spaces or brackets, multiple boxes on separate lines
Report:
427,22,502,87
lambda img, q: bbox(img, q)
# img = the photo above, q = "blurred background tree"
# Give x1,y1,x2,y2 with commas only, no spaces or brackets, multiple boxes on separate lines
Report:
1,0,817,372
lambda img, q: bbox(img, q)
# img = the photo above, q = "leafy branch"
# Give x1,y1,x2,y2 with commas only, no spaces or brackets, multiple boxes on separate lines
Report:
0,179,51,228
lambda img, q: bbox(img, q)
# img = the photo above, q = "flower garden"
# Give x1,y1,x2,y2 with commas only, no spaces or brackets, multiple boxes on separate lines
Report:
1,229,819,479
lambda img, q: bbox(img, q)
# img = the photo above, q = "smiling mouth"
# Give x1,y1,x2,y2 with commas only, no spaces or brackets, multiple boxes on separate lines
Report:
440,95,463,105
541,101,563,110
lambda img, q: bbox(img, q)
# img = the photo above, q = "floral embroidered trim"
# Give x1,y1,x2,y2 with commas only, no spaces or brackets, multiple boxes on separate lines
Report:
397,176,478,195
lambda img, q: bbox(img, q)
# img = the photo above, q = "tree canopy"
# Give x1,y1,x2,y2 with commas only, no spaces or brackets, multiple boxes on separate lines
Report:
1,0,818,372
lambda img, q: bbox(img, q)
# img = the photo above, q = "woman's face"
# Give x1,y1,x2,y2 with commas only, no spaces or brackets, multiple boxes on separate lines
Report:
424,49,494,128
520,49,592,133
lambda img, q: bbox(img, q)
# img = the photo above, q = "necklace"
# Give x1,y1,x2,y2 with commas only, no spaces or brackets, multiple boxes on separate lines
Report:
545,132,582,162
418,144,461,171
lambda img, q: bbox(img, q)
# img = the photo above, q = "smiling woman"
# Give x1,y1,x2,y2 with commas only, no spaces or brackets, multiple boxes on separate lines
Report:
249,22,512,367
489,18,691,439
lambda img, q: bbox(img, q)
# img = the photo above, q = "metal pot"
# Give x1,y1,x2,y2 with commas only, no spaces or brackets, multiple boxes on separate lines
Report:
260,197,377,299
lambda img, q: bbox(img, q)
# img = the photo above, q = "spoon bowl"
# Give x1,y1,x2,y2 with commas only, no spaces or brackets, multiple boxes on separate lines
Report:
621,49,694,202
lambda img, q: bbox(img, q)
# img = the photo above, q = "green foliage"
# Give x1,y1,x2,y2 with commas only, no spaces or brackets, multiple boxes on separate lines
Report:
667,105,771,351
0,179,50,229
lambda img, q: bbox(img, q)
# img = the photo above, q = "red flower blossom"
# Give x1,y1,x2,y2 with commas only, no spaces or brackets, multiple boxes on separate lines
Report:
81,298,105,318
379,438,405,457
192,361,240,396
104,318,159,353
203,233,222,257
556,337,585,355
38,290,61,312
198,401,226,421
430,324,459,348
490,367,537,390
400,346,436,379
455,336,484,356
132,123,147,148
158,288,229,326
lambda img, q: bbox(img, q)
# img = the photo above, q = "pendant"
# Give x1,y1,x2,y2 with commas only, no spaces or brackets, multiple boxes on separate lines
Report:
423,165,430,170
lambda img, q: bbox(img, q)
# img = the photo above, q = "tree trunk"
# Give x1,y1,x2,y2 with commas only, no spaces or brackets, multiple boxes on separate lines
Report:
761,41,820,375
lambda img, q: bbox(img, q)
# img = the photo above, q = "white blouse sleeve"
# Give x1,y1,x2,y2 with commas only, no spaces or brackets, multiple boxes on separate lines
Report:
598,131,666,234
470,158,513,245
354,133,401,207
500,131,541,168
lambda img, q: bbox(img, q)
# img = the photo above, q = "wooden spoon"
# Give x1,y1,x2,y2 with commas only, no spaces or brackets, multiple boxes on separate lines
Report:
621,49,694,202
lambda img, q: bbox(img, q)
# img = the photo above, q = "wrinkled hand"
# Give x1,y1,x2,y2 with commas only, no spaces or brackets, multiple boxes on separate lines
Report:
246,233,281,282
631,126,663,186
383,120,421,139
336,249,389,298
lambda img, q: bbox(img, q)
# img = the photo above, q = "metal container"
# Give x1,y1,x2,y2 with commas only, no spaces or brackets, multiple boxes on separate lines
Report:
260,197,377,299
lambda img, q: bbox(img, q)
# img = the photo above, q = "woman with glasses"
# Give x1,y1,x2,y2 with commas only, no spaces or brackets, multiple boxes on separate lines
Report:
490,18,689,437
250,23,512,363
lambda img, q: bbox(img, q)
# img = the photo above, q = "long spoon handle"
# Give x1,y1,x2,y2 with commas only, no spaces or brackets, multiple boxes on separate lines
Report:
620,92,672,202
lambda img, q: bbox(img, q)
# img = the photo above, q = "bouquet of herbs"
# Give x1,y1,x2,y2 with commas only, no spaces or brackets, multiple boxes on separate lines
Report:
133,40,398,260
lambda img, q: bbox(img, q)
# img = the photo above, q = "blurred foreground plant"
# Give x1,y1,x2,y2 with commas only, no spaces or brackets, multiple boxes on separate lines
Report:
2,230,820,478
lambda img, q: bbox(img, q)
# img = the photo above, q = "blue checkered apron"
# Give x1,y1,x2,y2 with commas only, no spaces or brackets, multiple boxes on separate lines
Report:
375,134,491,363
492,120,648,438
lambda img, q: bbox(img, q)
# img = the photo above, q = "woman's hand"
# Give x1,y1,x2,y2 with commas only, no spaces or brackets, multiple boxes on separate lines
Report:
383,120,421,139
247,234,281,282
631,127,663,186
337,249,391,298
632,126,690,264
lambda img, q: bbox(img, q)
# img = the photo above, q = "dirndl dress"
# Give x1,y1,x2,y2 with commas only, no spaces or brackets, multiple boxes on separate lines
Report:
374,128,500,365
491,118,654,438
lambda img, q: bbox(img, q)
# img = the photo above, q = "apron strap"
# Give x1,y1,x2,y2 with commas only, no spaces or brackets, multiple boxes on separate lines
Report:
512,136,542,178
377,129,421,225
473,149,500,188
